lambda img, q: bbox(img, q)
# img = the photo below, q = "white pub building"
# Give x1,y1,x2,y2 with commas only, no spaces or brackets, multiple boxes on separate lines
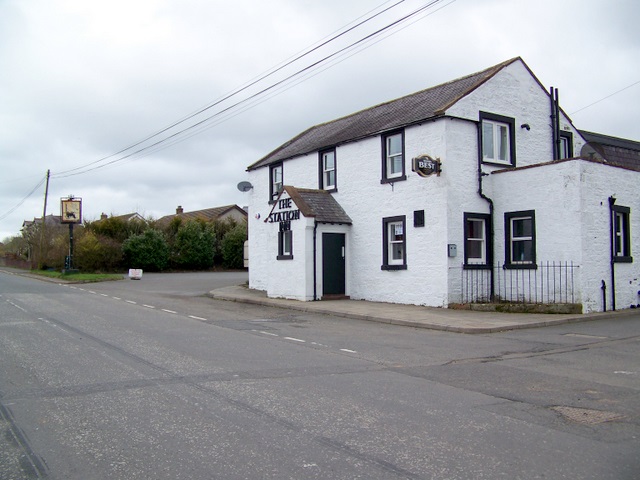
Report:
244,57,640,314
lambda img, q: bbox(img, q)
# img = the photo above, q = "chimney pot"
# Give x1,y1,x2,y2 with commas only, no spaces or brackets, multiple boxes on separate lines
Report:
176,205,184,214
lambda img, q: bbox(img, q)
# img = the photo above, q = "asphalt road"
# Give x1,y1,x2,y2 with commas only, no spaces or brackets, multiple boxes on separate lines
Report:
1,270,639,479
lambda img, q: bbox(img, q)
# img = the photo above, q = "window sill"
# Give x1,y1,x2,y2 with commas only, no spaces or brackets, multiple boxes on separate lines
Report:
614,256,633,263
277,255,293,261
463,263,491,270
482,160,514,168
381,264,407,270
322,187,337,193
380,175,406,185
503,263,537,270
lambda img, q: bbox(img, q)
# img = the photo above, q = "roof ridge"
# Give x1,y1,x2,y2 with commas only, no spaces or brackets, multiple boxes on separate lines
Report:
248,57,522,170
309,57,520,130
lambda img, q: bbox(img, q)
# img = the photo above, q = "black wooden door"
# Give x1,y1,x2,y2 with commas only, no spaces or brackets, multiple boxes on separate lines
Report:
322,233,345,296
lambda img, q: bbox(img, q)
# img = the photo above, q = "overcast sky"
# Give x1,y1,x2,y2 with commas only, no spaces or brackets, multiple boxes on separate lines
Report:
1,0,639,241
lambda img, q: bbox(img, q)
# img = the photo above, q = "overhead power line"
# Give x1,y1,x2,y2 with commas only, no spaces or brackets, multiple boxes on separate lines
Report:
0,174,47,222
51,0,451,179
570,79,640,115
52,0,409,177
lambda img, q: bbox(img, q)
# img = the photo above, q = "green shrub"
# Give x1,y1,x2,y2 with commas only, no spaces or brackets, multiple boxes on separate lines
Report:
172,220,216,269
75,231,123,272
220,222,247,269
122,229,169,271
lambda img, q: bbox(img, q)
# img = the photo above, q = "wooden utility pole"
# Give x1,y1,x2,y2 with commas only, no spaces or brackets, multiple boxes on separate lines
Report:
38,169,50,270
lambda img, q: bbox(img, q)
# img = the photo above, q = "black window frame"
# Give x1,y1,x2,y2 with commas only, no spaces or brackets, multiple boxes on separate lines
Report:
277,225,293,260
318,148,337,192
269,162,283,204
463,212,492,269
504,210,536,269
479,111,516,167
612,205,632,263
381,130,407,184
559,131,574,159
381,215,407,270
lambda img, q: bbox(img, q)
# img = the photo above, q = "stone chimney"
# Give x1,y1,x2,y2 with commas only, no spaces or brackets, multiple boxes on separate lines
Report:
176,206,184,214
101,213,108,220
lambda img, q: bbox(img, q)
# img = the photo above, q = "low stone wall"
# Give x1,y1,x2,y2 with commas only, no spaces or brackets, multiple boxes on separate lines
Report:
0,255,33,270
450,302,583,314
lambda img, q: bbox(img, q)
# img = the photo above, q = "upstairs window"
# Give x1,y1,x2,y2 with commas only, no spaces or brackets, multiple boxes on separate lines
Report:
269,163,283,203
505,210,536,268
559,131,574,159
613,205,632,263
480,112,515,166
382,131,406,183
319,149,336,191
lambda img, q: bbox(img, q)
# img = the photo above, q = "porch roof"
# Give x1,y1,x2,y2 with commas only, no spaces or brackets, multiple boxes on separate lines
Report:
283,186,352,225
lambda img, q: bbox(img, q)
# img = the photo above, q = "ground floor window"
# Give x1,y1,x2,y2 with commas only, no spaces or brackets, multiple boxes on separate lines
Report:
382,216,406,270
464,212,490,267
277,226,293,260
613,205,632,262
505,210,536,268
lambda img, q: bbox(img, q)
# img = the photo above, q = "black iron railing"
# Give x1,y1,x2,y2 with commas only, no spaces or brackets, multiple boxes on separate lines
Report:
462,261,578,304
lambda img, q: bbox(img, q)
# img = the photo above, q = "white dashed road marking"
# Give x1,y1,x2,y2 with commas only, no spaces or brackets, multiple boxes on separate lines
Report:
58,283,357,357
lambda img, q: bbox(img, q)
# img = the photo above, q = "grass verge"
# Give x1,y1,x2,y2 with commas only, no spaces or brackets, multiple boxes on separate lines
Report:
31,270,124,283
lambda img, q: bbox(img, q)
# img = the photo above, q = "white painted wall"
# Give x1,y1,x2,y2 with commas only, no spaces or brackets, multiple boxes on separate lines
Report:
246,59,638,312
490,159,640,312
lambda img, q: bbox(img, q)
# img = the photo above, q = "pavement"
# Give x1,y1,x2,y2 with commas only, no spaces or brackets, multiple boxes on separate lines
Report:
208,285,639,334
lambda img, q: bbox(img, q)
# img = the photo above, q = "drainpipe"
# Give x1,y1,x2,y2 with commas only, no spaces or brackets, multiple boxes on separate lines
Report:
313,221,318,301
477,124,495,301
550,87,561,160
608,196,617,311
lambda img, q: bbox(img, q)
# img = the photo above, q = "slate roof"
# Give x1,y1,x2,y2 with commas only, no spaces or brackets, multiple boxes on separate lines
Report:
248,57,521,171
282,186,352,224
579,130,640,171
156,204,247,226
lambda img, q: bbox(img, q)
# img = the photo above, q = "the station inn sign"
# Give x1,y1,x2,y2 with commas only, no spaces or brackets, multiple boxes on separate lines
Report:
267,197,300,231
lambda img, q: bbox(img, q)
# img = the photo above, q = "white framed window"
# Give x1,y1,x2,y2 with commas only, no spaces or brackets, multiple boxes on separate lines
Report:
480,112,515,166
464,213,490,267
382,216,406,270
269,163,283,203
612,205,632,262
505,210,536,268
559,131,573,159
382,131,405,182
320,149,336,190
278,227,292,260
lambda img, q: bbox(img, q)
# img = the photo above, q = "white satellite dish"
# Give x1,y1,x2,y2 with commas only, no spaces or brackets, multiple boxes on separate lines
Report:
237,181,253,192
